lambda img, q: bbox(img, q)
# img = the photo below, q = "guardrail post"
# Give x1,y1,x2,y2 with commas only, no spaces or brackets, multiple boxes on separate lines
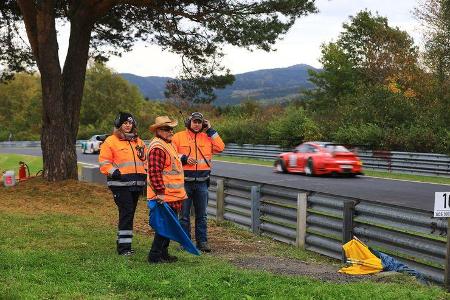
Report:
215,179,225,222
251,185,261,234
296,193,307,249
342,201,355,262
445,218,450,292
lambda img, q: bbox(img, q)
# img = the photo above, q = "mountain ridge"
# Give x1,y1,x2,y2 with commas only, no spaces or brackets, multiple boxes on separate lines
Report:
120,64,319,105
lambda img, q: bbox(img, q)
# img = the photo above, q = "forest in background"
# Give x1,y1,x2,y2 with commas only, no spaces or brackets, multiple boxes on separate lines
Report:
1,6,449,154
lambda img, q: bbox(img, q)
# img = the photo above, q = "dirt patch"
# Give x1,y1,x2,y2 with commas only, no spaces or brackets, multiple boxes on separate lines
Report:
230,256,364,282
207,225,263,256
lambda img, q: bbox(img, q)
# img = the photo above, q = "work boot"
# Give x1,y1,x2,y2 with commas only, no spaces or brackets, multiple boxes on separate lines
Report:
161,252,178,262
147,252,165,264
161,242,178,262
197,242,211,253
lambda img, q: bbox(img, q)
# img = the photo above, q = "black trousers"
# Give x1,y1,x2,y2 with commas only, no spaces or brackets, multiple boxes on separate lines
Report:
111,188,140,254
149,233,170,261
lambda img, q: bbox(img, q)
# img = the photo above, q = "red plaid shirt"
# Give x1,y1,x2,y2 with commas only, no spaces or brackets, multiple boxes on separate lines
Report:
148,147,183,212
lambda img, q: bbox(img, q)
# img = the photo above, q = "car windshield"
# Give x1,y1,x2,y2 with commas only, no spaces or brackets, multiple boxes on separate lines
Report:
89,136,97,141
324,145,350,152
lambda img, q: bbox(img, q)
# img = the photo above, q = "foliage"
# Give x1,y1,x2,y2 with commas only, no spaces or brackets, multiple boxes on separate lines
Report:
165,73,235,105
80,63,179,140
0,65,176,142
0,0,318,100
267,105,322,147
304,9,449,155
80,63,143,137
309,11,420,99
0,73,41,140
332,123,384,149
415,0,450,104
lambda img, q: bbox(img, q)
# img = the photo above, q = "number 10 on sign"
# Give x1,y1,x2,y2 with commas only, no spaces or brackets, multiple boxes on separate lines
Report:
434,192,450,218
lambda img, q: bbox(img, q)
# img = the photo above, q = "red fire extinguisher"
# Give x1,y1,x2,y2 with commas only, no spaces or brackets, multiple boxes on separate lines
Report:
18,161,30,181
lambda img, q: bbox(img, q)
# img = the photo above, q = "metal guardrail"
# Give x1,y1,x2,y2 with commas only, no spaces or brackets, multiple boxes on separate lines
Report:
0,141,42,148
220,143,450,177
0,141,86,148
208,175,448,284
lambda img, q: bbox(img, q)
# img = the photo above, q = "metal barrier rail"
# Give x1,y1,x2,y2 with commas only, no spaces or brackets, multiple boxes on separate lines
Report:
220,144,450,177
0,141,85,148
208,175,448,284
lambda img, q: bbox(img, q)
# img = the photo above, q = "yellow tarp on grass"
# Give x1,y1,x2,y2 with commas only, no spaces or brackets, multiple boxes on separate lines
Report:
339,238,383,275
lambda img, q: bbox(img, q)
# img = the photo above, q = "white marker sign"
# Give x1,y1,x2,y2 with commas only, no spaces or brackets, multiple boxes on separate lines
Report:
434,192,450,218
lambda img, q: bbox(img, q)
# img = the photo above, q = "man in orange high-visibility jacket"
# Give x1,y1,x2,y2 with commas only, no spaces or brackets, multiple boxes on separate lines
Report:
147,116,187,263
99,112,146,256
172,112,225,252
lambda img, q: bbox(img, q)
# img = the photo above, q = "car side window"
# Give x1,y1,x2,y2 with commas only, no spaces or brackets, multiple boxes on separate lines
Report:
308,145,319,153
296,145,308,153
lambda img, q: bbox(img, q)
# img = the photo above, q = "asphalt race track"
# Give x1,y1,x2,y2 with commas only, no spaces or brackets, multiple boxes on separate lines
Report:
2,147,449,212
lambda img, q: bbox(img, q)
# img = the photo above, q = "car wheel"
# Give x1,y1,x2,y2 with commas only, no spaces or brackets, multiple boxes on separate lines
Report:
304,158,315,176
274,158,288,173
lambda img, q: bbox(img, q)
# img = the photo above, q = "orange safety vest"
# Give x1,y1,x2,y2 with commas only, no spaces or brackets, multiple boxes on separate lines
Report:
147,137,187,202
99,134,147,188
172,129,225,181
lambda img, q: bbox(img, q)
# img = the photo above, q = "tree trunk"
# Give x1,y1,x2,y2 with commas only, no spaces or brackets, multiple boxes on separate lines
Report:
41,91,79,181
42,14,94,181
18,1,94,181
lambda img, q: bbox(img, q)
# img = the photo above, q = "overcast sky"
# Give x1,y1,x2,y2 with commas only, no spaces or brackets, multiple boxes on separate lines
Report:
102,0,421,77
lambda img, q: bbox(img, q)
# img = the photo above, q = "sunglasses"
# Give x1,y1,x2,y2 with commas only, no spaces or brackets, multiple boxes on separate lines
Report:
159,126,174,132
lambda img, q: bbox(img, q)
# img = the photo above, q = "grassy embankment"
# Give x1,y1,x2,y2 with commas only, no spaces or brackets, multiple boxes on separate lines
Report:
0,153,43,177
0,155,448,298
214,155,450,185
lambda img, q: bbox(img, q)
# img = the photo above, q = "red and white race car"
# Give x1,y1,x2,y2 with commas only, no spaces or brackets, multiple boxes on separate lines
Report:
274,141,363,176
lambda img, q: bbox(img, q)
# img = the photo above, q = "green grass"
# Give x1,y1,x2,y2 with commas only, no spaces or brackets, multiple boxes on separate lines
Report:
215,155,274,167
0,153,43,176
0,179,448,299
0,153,88,178
363,169,450,185
0,212,446,299
214,155,450,185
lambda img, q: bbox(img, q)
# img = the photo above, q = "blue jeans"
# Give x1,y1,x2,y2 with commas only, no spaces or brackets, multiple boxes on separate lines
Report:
180,181,209,244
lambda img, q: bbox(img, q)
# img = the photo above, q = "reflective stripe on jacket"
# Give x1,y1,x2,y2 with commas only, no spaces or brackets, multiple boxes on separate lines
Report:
147,137,187,202
99,134,147,187
172,129,224,180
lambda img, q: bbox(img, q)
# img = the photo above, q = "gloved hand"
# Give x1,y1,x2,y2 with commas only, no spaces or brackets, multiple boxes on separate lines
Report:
111,169,121,180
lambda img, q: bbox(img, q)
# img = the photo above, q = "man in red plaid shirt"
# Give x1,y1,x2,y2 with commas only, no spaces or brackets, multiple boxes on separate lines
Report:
146,116,187,263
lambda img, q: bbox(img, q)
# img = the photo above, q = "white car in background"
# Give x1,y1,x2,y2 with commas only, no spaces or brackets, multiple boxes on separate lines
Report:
81,134,108,154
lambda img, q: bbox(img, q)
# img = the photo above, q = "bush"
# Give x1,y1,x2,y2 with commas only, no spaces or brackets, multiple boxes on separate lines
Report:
267,106,322,147
332,123,384,148
214,116,269,145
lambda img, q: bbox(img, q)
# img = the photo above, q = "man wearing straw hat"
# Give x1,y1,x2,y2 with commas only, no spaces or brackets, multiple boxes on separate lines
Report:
146,116,190,263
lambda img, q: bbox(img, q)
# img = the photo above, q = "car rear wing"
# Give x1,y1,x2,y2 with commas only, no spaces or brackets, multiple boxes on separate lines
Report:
96,134,109,142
